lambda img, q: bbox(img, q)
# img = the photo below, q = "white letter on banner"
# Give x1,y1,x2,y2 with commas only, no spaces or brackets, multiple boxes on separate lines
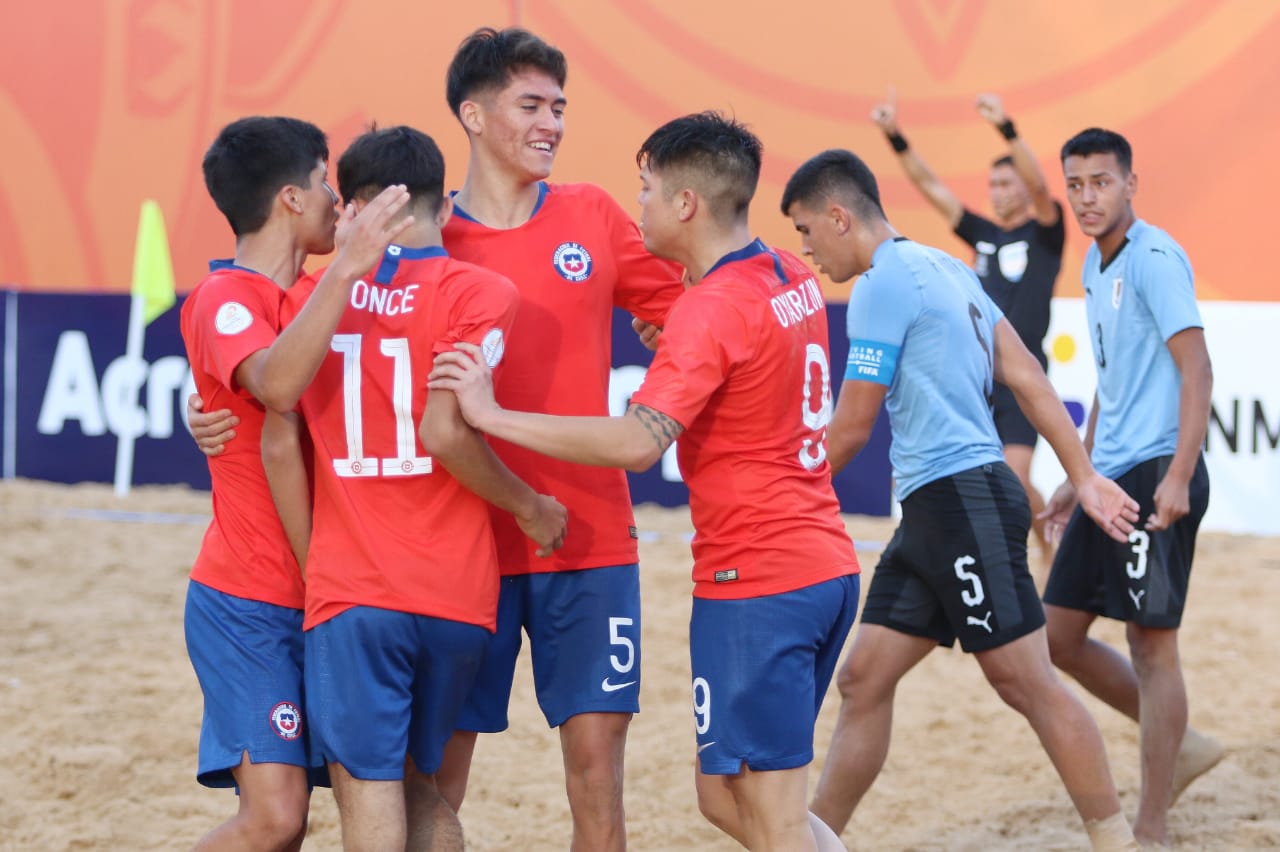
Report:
101,355,149,439
37,331,107,436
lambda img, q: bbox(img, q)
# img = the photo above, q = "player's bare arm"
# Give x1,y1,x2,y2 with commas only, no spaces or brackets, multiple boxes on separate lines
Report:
827,379,887,475
186,393,238,457
629,404,682,455
1149,327,1213,531
428,342,679,472
261,410,312,573
993,319,1138,541
420,385,567,557
237,185,415,413
976,93,1058,226
873,85,963,228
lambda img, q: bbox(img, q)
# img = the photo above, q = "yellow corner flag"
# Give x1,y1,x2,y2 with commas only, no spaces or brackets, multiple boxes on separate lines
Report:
132,199,176,325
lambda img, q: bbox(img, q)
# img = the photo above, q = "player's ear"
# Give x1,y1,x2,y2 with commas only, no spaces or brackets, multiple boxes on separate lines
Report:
677,187,698,223
1125,170,1138,201
831,203,851,235
435,194,453,229
280,184,305,215
459,99,483,136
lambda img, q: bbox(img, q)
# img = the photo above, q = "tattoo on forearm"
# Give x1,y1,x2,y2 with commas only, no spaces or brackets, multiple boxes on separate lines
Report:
630,405,683,453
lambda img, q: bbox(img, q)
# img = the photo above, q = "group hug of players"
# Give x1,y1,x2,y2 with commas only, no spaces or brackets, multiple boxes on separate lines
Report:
179,25,1219,852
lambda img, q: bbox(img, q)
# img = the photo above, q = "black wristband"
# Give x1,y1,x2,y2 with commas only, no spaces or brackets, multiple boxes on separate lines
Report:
997,119,1017,140
887,131,909,153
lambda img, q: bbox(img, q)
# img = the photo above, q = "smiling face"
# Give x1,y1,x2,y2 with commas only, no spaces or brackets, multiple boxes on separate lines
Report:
1063,151,1136,250
467,68,565,183
786,198,860,283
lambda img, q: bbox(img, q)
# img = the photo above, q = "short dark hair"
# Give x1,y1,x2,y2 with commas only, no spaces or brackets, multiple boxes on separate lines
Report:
1061,127,1133,174
202,116,328,237
338,125,446,216
635,111,762,224
991,154,1015,170
446,27,568,117
781,149,885,222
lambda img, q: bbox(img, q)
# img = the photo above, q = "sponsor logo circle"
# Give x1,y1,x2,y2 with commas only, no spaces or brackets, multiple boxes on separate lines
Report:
552,241,593,282
269,701,303,741
214,301,253,335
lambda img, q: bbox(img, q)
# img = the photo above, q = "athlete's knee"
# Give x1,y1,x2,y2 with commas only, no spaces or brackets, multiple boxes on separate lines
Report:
1125,624,1180,677
243,787,309,849
695,777,739,836
1045,614,1086,671
834,650,888,706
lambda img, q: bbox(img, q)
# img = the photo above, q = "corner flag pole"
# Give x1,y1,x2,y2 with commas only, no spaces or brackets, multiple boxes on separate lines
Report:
113,200,176,497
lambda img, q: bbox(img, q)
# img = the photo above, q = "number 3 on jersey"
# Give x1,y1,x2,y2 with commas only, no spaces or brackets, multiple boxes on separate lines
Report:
329,333,432,478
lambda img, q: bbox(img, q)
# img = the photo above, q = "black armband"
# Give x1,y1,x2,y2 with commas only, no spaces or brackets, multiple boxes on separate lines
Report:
886,132,909,153
997,119,1018,141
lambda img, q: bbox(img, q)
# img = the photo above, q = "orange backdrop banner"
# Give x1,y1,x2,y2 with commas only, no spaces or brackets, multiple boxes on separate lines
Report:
3,0,1276,301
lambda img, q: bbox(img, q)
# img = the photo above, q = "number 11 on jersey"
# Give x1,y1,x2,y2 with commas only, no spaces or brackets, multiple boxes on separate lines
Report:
329,333,432,478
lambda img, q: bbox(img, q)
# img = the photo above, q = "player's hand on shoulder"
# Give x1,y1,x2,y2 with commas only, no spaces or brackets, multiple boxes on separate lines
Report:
429,342,497,428
1147,471,1191,532
631,317,662,352
332,184,415,278
1076,473,1140,544
186,393,239,457
870,85,899,132
975,93,1006,125
520,494,568,558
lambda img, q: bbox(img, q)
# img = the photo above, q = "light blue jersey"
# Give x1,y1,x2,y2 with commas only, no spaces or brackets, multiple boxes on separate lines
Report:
1082,220,1201,478
845,238,1005,499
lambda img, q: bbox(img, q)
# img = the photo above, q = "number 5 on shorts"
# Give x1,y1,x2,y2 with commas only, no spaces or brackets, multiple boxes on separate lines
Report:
608,616,635,673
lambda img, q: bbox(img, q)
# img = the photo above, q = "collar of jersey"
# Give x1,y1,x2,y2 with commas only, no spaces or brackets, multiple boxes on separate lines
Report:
374,244,447,284
704,238,785,282
449,181,549,225
208,258,263,275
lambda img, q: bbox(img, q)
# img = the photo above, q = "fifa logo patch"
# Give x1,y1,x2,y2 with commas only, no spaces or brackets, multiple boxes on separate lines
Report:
269,701,303,741
553,241,593,282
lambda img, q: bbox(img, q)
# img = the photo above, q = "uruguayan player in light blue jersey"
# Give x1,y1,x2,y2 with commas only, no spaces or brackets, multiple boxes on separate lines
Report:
1044,128,1219,847
782,149,1143,851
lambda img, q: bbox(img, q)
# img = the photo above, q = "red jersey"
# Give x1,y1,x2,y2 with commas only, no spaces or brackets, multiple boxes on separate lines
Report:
444,181,683,575
180,261,303,609
630,241,859,600
284,246,518,630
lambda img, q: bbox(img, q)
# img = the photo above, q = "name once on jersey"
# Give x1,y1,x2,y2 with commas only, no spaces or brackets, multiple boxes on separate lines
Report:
350,280,419,316
769,276,824,328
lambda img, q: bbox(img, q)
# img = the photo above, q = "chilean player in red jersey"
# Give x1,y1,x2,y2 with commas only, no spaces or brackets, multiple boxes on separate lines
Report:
434,27,685,849
261,125,567,851
181,116,410,851
430,111,858,852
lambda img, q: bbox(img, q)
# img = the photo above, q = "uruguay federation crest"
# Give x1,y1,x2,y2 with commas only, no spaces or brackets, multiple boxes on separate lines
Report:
553,241,593,282
269,701,303,741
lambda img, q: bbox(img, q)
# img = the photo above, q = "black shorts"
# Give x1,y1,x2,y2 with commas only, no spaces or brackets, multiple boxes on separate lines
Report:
992,381,1037,449
1044,455,1209,628
861,461,1045,653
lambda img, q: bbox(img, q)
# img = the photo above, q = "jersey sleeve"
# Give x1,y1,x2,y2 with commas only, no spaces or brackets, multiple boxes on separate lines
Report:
953,209,995,249
438,271,520,368
843,269,917,386
1132,243,1202,341
629,290,742,428
600,190,685,326
187,276,282,396
1036,202,1066,253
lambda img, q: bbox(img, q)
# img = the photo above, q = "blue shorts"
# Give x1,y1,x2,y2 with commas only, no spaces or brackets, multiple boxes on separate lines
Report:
455,564,641,731
184,580,323,788
690,574,860,775
304,606,490,780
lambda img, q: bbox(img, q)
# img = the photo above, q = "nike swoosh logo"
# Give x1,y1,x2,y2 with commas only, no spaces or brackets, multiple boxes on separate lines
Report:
601,678,637,693
697,741,716,753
